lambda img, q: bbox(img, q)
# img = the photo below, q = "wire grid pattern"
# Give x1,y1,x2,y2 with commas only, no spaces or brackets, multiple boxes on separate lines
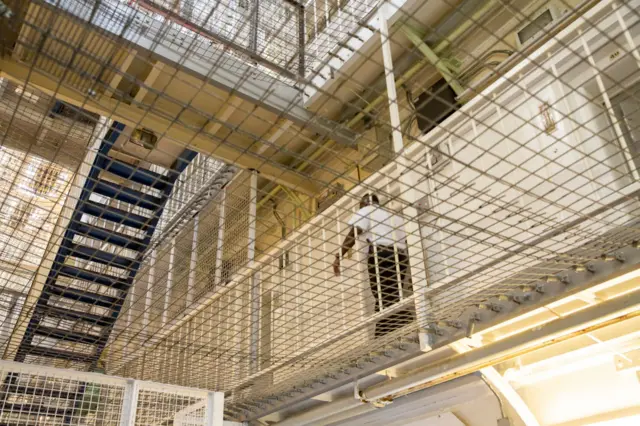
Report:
20,0,390,85
108,171,247,368
23,0,301,86
0,0,640,417
0,360,215,425
303,0,380,77
158,153,224,234
104,0,640,408
0,367,125,425
126,0,383,81
0,79,98,169
135,388,205,425
136,0,301,78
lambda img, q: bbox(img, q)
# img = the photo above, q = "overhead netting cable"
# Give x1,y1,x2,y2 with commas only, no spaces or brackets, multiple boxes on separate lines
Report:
0,0,639,421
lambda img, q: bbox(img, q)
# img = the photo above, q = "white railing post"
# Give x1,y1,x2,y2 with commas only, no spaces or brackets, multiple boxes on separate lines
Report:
214,190,227,287
379,3,431,351
120,379,140,426
187,214,199,307
332,211,349,325
163,239,176,327
248,170,260,373
205,391,224,426
143,250,156,332
248,171,258,265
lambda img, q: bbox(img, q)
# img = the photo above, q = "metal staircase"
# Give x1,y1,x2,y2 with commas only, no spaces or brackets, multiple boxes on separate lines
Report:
13,121,197,368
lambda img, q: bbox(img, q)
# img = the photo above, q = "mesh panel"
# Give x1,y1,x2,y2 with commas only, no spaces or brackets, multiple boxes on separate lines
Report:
1,0,640,421
135,387,205,425
0,367,125,425
0,361,216,425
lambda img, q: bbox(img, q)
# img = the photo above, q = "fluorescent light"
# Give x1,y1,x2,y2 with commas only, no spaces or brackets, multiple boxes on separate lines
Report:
587,415,640,426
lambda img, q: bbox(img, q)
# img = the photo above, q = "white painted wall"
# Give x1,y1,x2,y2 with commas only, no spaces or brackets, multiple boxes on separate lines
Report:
414,0,640,314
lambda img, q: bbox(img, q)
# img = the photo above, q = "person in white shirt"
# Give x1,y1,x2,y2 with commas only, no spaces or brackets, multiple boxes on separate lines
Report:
332,193,413,337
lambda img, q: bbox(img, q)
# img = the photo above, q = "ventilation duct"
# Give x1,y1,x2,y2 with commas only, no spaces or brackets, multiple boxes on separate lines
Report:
514,2,568,49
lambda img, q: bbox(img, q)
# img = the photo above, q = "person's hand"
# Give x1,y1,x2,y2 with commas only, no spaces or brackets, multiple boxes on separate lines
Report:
333,254,341,277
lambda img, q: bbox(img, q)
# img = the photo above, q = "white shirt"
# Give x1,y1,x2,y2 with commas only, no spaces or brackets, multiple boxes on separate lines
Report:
347,205,408,250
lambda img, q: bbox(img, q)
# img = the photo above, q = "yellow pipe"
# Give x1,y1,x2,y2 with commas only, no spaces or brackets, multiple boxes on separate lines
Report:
347,0,497,127
257,0,498,210
257,139,336,210
281,185,312,220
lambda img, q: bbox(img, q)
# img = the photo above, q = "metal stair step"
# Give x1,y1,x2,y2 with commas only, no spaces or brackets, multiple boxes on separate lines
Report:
99,157,172,191
44,284,124,309
15,123,196,368
36,305,115,327
57,265,130,291
66,244,137,270
93,179,164,211
70,222,147,252
79,200,152,230
33,325,102,345
18,345,95,363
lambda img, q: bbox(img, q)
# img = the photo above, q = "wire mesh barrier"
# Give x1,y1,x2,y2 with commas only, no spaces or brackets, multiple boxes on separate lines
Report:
157,153,225,234
0,359,222,425
109,170,247,363
126,0,303,82
0,0,639,422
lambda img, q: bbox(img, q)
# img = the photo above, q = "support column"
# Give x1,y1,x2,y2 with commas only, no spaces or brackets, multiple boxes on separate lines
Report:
205,391,225,426
162,240,176,327
187,214,199,307
379,4,432,351
214,190,227,287
120,379,140,426
249,0,260,54
124,289,134,358
248,170,260,373
143,250,156,332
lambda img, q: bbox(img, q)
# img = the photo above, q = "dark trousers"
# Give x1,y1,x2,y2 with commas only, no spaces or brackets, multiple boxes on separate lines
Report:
367,245,414,337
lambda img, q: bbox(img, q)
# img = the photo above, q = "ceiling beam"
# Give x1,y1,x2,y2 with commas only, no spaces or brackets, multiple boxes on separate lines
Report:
399,24,465,96
255,119,293,155
204,96,244,135
133,60,164,103
0,59,320,196
107,48,137,97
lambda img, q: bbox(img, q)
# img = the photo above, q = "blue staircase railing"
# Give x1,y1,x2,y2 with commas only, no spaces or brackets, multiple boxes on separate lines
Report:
14,121,197,368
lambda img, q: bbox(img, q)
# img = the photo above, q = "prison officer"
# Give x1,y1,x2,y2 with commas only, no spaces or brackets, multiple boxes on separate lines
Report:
332,193,414,337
